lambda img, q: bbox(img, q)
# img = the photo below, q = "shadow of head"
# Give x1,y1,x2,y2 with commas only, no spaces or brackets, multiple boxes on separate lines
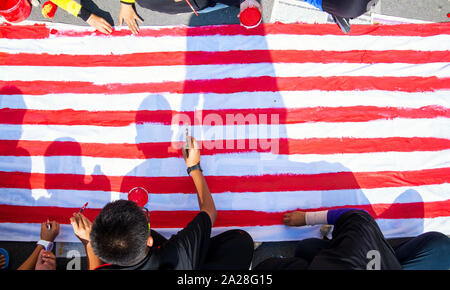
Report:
44,137,85,190
135,94,176,158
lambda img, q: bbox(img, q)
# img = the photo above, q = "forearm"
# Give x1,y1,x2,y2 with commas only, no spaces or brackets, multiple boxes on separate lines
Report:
190,170,217,225
306,208,367,225
17,245,44,270
50,0,92,21
84,242,103,270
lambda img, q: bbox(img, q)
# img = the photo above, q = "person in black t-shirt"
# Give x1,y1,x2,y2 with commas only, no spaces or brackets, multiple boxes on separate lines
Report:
118,0,261,34
70,136,254,270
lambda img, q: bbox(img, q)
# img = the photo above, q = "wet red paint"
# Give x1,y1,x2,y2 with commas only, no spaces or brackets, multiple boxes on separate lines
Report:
1,76,448,95
1,137,450,159
2,50,448,67
0,200,448,227
1,168,449,194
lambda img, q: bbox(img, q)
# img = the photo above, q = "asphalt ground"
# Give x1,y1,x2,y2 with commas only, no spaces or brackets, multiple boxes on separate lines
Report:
1,0,449,271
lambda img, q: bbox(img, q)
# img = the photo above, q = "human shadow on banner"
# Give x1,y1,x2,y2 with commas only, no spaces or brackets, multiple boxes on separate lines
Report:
43,137,111,221
0,86,33,207
182,11,426,241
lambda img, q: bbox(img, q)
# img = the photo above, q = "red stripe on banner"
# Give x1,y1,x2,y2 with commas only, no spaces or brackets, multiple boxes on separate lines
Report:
2,23,448,39
1,137,450,158
1,50,449,66
0,106,449,126
0,200,448,227
0,168,449,193
0,24,50,39
0,106,448,126
1,76,448,95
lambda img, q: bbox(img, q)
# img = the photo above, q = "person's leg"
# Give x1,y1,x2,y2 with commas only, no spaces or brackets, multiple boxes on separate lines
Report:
393,232,450,270
201,229,254,270
294,238,330,263
321,0,377,19
213,0,240,8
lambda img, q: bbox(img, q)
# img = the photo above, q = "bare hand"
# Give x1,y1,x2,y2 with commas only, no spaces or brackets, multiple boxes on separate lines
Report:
86,14,113,35
70,213,93,245
239,0,262,17
183,136,200,168
35,250,56,270
119,3,143,35
283,211,306,227
40,220,59,242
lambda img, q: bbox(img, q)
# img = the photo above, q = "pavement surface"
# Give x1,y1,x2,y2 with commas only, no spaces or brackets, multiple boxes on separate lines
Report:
1,0,449,270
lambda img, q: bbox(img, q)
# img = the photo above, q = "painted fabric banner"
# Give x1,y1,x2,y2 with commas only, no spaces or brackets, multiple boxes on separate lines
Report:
0,22,449,242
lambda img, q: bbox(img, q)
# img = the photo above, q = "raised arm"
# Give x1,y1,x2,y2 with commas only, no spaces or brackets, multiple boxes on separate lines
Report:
183,137,217,225
17,221,59,270
70,213,103,270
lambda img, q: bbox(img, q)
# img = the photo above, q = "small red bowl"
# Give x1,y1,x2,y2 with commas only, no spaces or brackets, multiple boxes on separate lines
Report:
239,7,262,29
128,187,149,207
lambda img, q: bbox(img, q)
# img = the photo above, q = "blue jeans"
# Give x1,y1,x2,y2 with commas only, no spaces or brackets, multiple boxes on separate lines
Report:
295,232,450,270
392,232,450,270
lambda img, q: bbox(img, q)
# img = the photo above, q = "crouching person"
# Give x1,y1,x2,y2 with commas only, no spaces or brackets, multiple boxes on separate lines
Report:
70,136,254,270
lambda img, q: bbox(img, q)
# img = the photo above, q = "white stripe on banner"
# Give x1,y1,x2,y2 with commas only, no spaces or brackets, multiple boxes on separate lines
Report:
1,150,450,177
2,91,450,111
2,63,449,83
2,35,450,55
1,118,450,143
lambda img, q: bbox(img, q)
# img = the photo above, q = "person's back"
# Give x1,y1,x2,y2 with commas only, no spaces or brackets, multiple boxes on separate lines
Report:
307,210,401,270
92,201,213,270
256,209,402,270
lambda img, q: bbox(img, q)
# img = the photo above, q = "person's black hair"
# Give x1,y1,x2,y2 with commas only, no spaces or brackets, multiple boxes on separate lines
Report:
90,199,149,266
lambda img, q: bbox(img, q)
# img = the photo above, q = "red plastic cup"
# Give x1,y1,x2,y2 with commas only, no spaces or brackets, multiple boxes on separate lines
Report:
128,187,149,207
239,7,262,29
0,0,31,23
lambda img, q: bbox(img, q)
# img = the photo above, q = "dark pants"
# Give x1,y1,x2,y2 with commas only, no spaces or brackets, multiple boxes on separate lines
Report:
151,229,254,270
322,0,378,18
294,232,450,270
135,0,239,14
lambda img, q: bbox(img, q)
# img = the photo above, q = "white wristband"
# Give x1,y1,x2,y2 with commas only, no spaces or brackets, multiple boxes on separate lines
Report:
305,211,328,225
37,240,54,251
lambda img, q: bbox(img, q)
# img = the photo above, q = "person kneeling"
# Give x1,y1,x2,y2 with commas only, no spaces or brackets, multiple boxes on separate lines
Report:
71,137,254,270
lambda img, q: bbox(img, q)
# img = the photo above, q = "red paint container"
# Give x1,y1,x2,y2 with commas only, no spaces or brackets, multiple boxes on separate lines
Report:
0,0,31,23
239,7,262,29
128,187,149,207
